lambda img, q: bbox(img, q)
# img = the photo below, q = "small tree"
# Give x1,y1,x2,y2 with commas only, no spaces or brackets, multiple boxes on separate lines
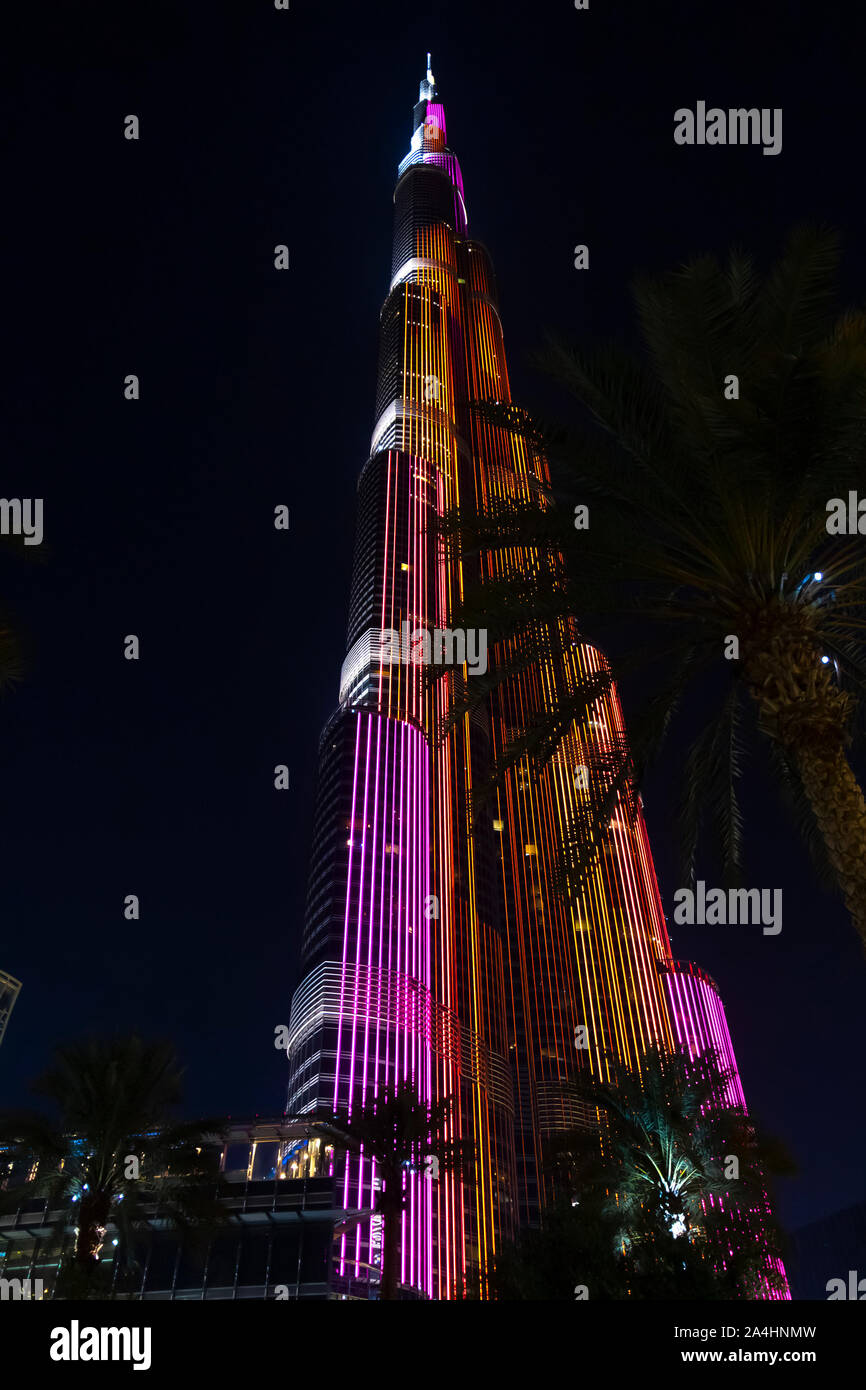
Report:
324,1081,470,1300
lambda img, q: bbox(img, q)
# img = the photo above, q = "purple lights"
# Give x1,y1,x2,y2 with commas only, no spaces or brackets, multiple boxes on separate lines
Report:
412,99,468,232
333,710,434,1296
662,960,746,1111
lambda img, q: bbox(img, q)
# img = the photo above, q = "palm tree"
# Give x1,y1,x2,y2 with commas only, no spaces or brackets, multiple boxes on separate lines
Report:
0,1035,228,1297
489,1046,792,1300
323,1081,470,1300
489,1192,765,1300
441,225,866,948
551,1044,792,1298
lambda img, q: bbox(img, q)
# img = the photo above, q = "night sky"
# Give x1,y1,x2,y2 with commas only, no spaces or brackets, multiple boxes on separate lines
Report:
2,0,864,1239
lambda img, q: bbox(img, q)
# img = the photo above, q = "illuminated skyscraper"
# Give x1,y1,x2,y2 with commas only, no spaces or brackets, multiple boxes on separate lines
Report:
285,60,786,1299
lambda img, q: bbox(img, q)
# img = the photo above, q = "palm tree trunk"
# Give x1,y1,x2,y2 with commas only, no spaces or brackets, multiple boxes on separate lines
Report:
742,608,866,951
75,1192,110,1267
379,1202,402,1300
792,741,866,951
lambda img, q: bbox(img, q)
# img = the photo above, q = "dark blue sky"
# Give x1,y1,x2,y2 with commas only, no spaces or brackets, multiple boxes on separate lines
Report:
2,0,864,1236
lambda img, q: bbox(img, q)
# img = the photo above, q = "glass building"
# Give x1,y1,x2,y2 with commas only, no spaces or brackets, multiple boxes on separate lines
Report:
284,60,787,1299
0,1119,342,1300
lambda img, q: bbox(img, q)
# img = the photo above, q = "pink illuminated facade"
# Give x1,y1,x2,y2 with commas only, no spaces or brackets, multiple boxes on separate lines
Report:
662,960,746,1111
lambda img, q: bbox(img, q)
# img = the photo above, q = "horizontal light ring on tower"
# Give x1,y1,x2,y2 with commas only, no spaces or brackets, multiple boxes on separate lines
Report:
369,400,471,459
339,625,485,704
390,256,459,294
285,960,513,1108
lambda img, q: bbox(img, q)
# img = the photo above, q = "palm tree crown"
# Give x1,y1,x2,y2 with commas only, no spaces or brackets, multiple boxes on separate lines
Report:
0,1035,227,1296
444,225,866,947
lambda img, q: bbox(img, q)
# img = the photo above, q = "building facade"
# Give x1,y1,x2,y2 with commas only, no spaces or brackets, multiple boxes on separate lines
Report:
284,60,786,1299
0,1120,341,1300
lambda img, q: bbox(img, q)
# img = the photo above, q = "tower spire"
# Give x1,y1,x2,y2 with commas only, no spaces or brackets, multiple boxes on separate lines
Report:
419,53,436,103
